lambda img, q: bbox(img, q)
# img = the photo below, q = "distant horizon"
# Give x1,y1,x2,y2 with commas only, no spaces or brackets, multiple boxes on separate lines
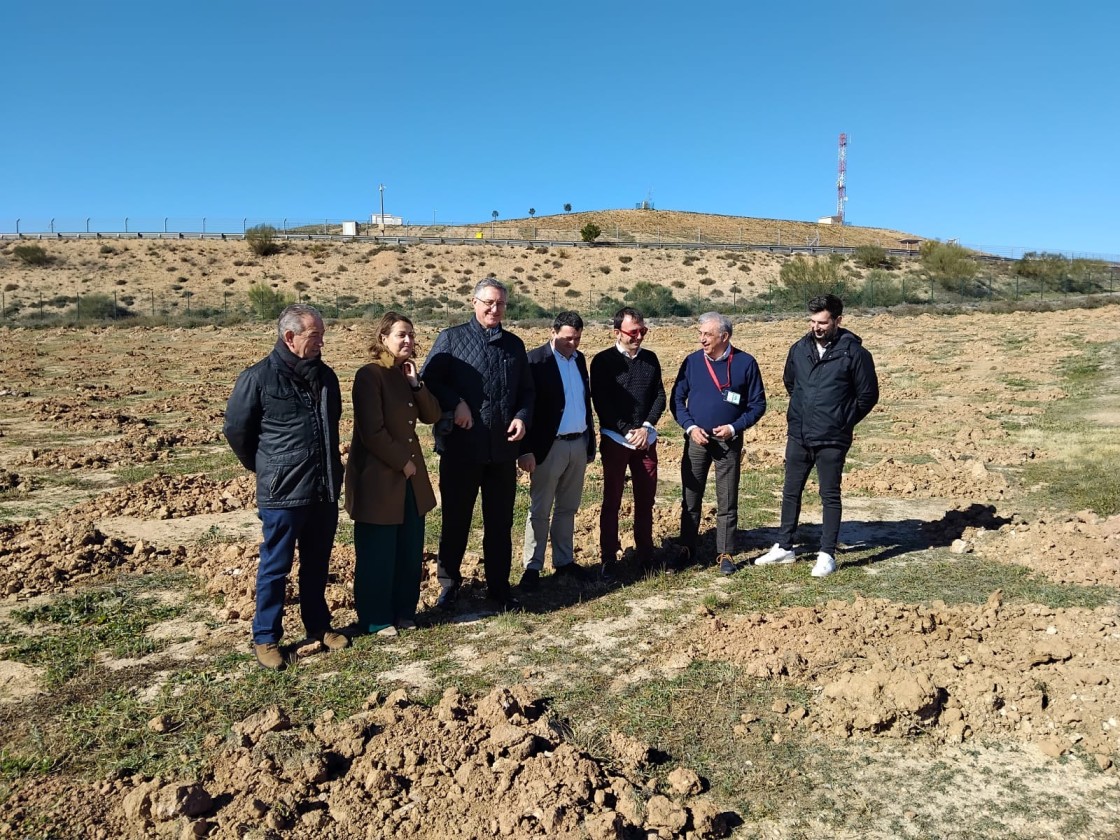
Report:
2,208,1115,262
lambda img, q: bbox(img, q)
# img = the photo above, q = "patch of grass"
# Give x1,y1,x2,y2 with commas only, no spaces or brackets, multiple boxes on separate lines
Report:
0,574,195,687
114,447,242,485
728,551,1113,611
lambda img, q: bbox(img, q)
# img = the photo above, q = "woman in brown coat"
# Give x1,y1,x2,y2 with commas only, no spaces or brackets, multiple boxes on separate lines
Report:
345,312,441,635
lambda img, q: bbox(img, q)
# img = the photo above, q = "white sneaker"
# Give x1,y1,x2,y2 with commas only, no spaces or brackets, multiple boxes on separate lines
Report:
811,552,837,577
755,544,796,565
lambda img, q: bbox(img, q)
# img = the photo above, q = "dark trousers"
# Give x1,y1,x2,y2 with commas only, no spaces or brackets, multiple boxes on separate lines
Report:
680,435,743,555
253,501,337,645
353,481,424,633
437,455,516,600
599,436,658,564
777,439,849,556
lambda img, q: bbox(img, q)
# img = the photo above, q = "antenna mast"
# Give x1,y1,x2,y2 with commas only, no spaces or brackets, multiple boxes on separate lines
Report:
836,133,848,225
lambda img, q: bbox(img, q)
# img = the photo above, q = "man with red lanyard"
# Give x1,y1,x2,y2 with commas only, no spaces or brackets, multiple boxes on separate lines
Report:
671,312,766,575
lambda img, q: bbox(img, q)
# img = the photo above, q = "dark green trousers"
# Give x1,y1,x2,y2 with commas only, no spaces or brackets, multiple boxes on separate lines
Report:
354,481,424,633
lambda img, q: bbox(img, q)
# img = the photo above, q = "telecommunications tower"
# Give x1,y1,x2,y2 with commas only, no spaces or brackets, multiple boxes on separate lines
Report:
836,133,848,225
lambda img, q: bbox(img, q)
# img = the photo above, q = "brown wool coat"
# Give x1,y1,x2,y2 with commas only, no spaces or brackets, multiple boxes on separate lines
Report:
345,354,442,525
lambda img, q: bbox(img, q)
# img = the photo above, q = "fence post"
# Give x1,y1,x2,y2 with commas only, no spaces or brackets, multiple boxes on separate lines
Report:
76,293,81,322
113,292,118,319
39,292,43,320
151,290,156,318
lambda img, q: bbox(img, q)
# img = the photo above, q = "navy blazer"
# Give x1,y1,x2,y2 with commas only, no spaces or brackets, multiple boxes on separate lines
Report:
521,341,595,464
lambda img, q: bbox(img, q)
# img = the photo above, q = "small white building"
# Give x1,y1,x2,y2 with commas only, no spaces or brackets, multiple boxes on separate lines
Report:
817,215,843,225
370,213,403,226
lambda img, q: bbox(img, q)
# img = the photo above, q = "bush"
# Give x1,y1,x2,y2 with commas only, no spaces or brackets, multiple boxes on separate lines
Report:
920,240,977,292
624,281,692,317
71,293,131,320
778,255,853,303
580,223,601,243
246,224,282,257
12,244,53,266
247,283,292,320
853,244,894,269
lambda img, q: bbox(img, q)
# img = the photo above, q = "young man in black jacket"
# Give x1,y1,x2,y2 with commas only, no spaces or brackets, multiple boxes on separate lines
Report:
755,294,879,577
224,304,349,670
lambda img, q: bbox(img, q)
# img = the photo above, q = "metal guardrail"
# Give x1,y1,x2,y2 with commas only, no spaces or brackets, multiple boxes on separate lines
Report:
4,230,1117,268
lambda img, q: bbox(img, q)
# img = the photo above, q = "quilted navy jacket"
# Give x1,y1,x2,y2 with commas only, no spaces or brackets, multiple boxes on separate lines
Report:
420,318,534,463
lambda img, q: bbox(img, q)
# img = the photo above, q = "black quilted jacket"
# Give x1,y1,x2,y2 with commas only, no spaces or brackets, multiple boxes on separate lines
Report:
420,319,534,463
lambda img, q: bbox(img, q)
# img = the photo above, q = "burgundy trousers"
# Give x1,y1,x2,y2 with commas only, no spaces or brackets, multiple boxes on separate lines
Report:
599,436,658,564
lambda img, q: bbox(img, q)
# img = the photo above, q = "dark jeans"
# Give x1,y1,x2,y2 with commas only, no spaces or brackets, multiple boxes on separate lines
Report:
437,455,516,600
777,439,849,556
680,435,743,555
354,481,424,633
599,436,658,564
253,501,338,645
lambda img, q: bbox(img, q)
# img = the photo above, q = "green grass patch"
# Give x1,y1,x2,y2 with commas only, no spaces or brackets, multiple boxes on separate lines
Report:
0,574,195,687
729,549,1113,611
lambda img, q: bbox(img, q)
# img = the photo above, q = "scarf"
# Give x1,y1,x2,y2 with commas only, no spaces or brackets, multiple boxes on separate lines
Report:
274,337,324,397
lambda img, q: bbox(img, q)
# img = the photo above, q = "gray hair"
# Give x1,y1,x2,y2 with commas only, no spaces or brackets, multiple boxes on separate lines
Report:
699,311,732,338
277,303,323,339
473,276,508,299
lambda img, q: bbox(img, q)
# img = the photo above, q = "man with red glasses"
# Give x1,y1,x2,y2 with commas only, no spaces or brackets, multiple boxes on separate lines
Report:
671,312,766,575
590,307,666,579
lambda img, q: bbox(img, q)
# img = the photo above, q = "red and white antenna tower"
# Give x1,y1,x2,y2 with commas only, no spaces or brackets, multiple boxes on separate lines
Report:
836,132,848,225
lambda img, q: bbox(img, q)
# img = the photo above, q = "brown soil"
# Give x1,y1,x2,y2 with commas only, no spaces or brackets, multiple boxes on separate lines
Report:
1,301,1119,837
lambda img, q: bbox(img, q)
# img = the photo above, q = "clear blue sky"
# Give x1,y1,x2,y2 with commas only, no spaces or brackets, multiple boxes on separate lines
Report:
3,0,1117,257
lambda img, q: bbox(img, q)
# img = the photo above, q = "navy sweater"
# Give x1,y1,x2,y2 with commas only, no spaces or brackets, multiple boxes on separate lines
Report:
671,346,767,435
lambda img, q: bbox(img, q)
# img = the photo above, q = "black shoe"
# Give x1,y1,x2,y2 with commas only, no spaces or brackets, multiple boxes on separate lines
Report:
600,560,617,583
489,593,522,613
436,583,460,610
717,554,737,576
519,568,540,591
553,562,589,582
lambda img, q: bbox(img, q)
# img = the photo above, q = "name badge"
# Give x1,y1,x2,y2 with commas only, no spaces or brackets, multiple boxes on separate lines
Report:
724,390,741,405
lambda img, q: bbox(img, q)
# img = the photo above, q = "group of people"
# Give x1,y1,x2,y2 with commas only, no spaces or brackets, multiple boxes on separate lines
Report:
223,282,878,670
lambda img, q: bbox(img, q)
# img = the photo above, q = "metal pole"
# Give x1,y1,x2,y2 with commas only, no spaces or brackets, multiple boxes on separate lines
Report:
243,218,247,233
125,217,129,233
202,218,206,234
379,184,386,234
50,218,55,233
15,219,19,235
86,218,90,233
164,217,168,233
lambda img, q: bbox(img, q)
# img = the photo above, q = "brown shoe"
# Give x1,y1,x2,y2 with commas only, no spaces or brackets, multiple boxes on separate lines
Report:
254,643,286,671
317,630,350,651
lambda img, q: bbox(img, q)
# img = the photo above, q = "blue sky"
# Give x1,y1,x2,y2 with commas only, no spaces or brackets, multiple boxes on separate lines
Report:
3,0,1117,257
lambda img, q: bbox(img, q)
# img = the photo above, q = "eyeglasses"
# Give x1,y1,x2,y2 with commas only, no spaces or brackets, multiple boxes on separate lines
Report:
474,297,507,310
617,326,649,339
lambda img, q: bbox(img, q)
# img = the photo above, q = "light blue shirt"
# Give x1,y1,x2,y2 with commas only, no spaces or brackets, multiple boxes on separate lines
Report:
551,343,587,436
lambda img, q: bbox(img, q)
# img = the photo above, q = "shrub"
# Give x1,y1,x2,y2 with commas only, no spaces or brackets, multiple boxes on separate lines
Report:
778,255,853,302
599,266,611,275
245,224,282,257
920,240,977,292
71,293,131,320
853,244,893,269
580,223,601,243
247,283,292,320
4,283,18,292
12,244,52,266
99,245,116,255
624,281,692,317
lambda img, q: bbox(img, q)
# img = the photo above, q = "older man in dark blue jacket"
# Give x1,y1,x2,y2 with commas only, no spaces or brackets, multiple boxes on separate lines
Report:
671,312,766,575
224,304,349,670
421,278,534,611
756,294,879,577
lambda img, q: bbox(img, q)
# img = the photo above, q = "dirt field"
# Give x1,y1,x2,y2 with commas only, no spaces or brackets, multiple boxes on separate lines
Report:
1,301,1119,839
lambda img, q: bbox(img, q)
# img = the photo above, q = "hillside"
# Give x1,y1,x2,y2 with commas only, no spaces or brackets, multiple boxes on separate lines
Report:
0,210,935,322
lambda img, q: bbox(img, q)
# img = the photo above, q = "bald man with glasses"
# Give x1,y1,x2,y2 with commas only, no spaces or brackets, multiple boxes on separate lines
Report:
421,277,534,611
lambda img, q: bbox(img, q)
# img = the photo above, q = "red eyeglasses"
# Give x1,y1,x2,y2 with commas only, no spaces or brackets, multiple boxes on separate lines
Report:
618,326,649,339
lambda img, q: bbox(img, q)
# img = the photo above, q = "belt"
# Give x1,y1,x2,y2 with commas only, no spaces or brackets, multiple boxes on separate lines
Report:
556,431,585,441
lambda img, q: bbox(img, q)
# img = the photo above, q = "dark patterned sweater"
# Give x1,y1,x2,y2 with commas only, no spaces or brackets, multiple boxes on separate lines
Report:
589,346,667,435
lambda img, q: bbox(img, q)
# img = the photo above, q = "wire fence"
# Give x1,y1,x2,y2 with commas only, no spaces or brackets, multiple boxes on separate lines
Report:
2,216,1117,263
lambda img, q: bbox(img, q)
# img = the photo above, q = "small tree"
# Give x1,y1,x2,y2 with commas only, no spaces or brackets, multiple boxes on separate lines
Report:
920,240,978,292
779,254,853,302
853,244,892,270
491,210,499,221
563,203,572,213
580,222,601,243
247,283,292,320
246,224,282,257
528,208,536,218
624,281,691,317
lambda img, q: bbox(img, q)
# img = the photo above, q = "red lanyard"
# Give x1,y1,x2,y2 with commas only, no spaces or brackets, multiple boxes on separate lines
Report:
703,348,733,392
